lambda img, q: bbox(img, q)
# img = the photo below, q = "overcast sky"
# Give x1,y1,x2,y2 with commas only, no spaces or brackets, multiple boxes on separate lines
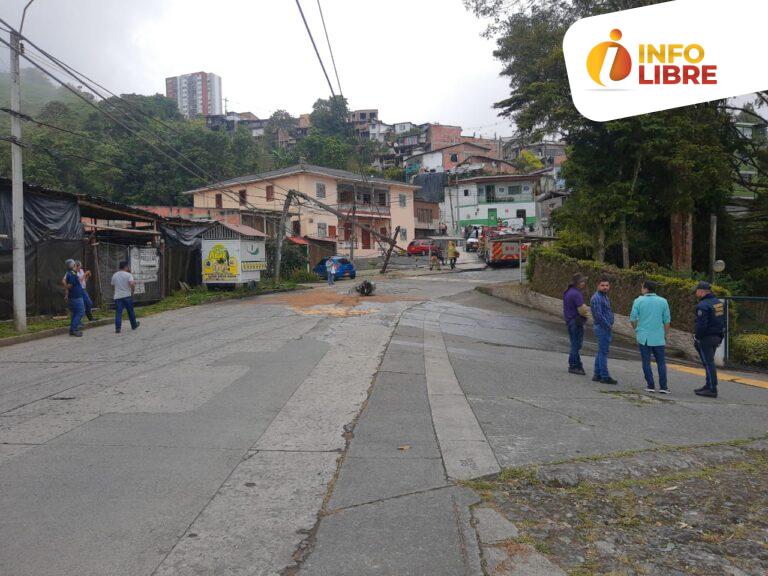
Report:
0,0,514,137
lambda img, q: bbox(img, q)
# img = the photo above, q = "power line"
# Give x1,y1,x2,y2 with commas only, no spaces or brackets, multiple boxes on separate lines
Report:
0,135,124,170
294,0,336,98
315,0,342,96
0,107,112,146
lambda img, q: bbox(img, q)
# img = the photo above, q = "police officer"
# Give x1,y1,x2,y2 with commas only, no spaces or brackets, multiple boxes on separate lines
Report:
693,281,725,398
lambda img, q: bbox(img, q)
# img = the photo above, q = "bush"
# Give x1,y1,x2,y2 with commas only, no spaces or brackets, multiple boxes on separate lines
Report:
529,249,730,333
731,333,768,368
288,268,321,283
743,267,768,296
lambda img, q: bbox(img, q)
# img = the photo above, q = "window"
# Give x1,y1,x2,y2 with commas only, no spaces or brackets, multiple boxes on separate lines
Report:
399,228,407,241
359,112,367,120
266,185,275,201
398,194,407,208
315,182,326,198
215,193,223,208
450,153,458,162
463,189,469,197
239,189,247,206
516,209,527,220
317,222,328,237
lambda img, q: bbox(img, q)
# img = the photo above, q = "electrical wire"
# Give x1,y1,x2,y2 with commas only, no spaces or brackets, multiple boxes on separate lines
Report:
294,0,336,98
315,0,342,96
0,135,124,170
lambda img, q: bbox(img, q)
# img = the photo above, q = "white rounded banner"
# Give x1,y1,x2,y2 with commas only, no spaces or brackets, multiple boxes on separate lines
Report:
563,0,767,122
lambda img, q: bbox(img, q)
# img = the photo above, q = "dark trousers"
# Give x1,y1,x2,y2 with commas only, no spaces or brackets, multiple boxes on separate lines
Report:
695,336,722,391
567,319,584,369
639,344,667,390
593,324,612,378
68,297,84,334
115,297,138,331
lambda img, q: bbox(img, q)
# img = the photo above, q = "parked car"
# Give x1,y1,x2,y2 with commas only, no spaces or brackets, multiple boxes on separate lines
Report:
466,237,479,252
313,256,356,280
407,239,442,258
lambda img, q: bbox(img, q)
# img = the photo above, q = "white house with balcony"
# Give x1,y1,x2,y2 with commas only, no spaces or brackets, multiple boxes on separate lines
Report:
441,172,552,233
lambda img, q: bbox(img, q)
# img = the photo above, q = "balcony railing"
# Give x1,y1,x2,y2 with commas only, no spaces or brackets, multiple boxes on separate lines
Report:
415,219,440,230
337,203,390,215
478,195,534,204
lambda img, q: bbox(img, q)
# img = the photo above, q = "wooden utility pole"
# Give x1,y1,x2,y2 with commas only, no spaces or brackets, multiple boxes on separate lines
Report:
10,29,26,331
709,213,717,283
274,191,295,284
380,226,401,274
349,195,356,263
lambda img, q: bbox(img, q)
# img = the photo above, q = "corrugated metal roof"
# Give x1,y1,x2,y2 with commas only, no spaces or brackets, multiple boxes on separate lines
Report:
219,221,268,238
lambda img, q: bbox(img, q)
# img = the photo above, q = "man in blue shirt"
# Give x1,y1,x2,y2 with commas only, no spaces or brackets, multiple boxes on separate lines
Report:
630,281,671,394
693,281,725,398
590,276,617,384
563,273,590,375
62,258,85,337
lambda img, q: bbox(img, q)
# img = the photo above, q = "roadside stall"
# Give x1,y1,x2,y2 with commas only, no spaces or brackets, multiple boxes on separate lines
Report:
200,222,267,287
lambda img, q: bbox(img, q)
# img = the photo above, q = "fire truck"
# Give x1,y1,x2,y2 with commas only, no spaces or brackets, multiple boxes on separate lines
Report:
478,220,530,267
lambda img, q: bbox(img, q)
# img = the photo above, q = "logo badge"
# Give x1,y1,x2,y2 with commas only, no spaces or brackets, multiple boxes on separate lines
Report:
586,29,632,86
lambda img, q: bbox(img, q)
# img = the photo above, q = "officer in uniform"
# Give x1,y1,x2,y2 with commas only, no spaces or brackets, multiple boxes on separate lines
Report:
693,281,725,398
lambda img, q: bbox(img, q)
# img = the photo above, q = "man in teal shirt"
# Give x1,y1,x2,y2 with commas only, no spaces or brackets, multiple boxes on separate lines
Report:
630,281,671,394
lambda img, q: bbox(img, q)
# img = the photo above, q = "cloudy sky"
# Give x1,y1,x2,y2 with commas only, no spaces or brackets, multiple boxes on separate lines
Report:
0,0,514,137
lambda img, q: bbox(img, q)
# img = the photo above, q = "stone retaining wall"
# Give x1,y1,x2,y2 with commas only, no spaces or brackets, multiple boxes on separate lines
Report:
478,283,698,360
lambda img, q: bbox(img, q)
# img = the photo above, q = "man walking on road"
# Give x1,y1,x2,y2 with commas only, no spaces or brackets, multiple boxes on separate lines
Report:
563,273,590,375
693,281,725,398
630,281,671,394
75,261,95,322
63,259,85,337
591,276,617,384
111,260,139,334
325,257,335,286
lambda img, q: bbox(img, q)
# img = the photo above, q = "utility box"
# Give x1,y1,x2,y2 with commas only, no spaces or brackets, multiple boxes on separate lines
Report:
200,222,267,285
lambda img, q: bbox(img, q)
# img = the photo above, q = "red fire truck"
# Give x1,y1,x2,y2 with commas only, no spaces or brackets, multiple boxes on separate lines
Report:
478,223,530,267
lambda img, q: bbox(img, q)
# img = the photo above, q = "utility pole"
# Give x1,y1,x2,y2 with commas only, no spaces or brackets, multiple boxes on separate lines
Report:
380,226,400,274
708,213,717,283
349,192,356,263
274,191,296,284
10,29,26,331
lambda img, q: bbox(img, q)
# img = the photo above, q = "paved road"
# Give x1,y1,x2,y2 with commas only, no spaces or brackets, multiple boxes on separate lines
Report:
1,269,766,575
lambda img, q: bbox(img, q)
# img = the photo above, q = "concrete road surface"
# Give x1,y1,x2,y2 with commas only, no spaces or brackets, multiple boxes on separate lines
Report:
1,269,766,575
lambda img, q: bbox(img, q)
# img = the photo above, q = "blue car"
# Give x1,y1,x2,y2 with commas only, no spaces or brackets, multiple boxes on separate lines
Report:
313,256,357,280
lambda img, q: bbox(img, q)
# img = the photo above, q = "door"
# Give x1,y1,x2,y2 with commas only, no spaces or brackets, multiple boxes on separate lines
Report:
487,208,497,225
362,229,371,249
292,220,301,236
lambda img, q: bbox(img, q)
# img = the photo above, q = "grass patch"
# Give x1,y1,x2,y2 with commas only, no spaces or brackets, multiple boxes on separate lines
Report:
0,281,299,340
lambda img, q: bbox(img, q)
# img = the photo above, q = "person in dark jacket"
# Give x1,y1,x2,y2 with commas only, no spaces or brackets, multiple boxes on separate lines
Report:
563,273,589,375
693,281,725,398
590,276,617,384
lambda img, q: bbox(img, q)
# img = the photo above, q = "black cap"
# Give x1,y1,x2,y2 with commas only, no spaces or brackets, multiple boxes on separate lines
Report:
695,281,711,291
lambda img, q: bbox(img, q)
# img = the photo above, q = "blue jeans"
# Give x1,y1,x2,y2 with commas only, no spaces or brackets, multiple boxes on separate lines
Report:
639,344,667,390
593,324,612,379
566,319,584,369
326,271,335,286
68,297,84,334
83,290,93,317
115,297,138,331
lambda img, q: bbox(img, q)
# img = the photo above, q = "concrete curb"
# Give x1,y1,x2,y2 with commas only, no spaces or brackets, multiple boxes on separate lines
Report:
0,286,307,349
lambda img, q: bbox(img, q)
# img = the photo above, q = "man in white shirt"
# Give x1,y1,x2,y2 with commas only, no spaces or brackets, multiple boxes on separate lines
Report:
111,260,140,333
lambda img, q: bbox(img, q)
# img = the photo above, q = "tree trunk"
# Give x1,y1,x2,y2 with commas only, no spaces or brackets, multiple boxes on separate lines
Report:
671,211,693,271
596,225,606,263
620,215,630,269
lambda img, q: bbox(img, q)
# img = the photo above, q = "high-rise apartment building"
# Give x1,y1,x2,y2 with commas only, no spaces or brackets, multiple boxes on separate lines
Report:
165,72,222,118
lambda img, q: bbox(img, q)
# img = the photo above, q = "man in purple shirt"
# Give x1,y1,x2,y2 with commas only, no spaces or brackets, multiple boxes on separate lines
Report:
563,273,590,375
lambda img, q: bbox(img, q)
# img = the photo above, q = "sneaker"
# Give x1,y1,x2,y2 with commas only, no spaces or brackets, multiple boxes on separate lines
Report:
645,387,656,393
132,321,140,330
115,329,121,334
86,312,94,321
568,367,586,375
694,386,709,394
592,375,602,382
69,331,83,337
658,388,671,395
600,377,618,385
695,388,718,398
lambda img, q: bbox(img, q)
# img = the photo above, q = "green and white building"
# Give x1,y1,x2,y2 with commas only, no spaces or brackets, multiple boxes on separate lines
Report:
442,172,551,232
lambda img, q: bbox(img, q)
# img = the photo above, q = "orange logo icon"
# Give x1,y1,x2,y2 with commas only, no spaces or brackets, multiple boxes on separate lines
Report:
587,29,633,86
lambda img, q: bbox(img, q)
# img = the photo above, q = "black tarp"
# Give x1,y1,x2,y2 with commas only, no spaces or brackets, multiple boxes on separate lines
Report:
0,188,83,250
160,222,212,249
412,172,448,203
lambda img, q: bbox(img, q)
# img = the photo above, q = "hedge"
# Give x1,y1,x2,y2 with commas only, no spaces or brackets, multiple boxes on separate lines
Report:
527,246,730,333
731,333,768,368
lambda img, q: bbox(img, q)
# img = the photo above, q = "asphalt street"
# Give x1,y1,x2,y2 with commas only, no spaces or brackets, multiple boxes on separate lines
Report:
1,266,766,575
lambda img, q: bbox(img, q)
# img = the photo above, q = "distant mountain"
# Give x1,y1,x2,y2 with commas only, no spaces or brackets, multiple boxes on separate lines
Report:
0,66,86,114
